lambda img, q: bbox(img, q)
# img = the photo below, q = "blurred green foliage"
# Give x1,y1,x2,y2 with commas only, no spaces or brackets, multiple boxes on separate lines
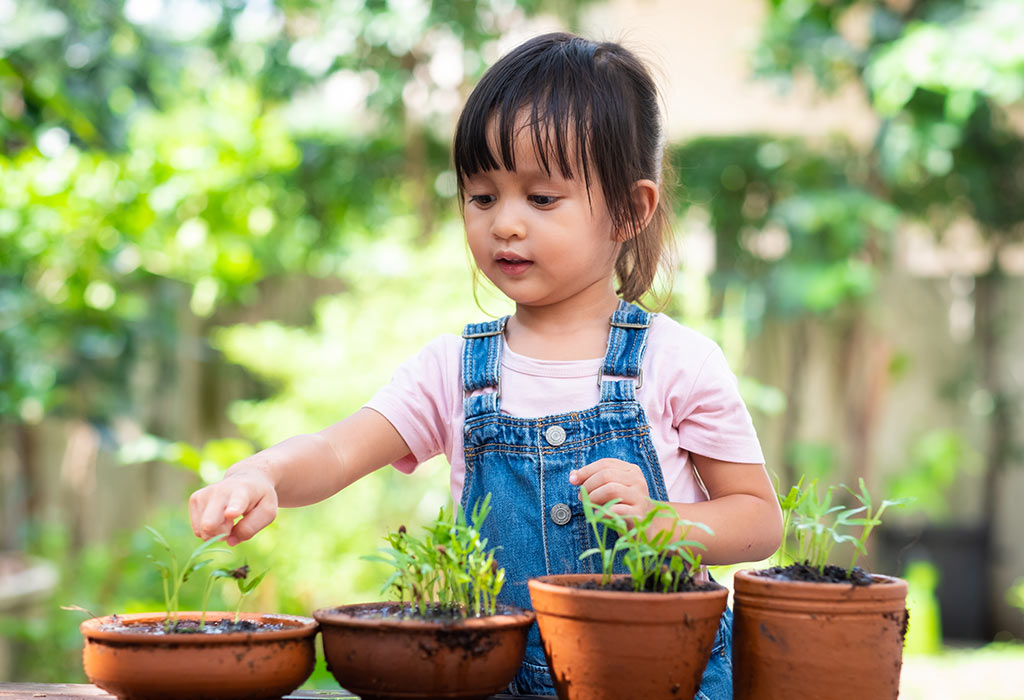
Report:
886,429,982,520
1,0,594,425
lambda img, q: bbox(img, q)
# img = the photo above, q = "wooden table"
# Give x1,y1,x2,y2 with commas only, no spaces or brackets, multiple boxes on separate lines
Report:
0,684,553,699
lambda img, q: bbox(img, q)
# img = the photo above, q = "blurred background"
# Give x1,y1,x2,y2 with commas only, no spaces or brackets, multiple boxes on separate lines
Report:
1,0,1022,695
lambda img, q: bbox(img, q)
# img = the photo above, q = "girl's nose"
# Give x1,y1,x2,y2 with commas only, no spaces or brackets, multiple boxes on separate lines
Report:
490,202,526,240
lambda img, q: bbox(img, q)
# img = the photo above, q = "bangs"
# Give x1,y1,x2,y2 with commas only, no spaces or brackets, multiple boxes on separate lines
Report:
454,36,608,191
455,88,594,187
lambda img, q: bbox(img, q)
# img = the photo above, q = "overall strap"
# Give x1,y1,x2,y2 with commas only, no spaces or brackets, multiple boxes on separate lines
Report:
461,316,509,418
600,300,653,402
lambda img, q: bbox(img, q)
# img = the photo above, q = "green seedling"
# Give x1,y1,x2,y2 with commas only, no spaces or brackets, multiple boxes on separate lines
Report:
364,493,505,618
776,478,911,574
579,487,712,593
792,480,859,571
145,527,229,632
842,477,913,570
774,474,809,567
207,562,269,625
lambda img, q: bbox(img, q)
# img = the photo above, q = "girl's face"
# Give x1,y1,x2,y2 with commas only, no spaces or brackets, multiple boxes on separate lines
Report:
462,125,621,313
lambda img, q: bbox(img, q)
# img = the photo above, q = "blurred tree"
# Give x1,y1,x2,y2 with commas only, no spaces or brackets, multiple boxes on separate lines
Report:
666,0,1023,638
1,0,598,681
669,135,899,489
1,0,597,549
763,0,1024,525
669,0,1024,493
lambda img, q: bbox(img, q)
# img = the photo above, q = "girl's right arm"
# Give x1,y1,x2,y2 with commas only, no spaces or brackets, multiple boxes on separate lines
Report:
188,407,411,545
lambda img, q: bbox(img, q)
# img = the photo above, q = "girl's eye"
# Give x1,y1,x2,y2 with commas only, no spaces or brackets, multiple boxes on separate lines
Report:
468,194,494,206
529,195,558,207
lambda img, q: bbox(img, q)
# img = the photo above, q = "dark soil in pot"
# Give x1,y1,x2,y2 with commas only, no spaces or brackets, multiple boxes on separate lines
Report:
338,601,525,622
568,575,720,593
99,614,290,635
754,561,875,585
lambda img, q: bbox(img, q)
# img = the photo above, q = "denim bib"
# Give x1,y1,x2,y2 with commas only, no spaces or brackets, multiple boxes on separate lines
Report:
460,300,733,699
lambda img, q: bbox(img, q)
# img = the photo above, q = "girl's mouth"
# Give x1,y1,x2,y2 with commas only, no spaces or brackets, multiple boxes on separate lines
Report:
496,255,533,276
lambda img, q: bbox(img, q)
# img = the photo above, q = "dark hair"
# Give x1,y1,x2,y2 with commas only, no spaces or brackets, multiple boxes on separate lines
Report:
453,32,673,305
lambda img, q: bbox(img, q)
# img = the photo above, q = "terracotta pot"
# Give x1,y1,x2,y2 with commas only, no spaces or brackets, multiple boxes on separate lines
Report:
81,611,318,700
314,602,534,700
528,574,729,700
733,569,909,700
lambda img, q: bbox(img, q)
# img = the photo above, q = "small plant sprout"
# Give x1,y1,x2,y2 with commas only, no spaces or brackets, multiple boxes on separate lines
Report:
791,480,859,573
145,527,228,632
209,562,269,624
774,474,809,567
364,493,505,617
579,487,712,593
578,488,629,586
775,478,911,574
842,478,913,570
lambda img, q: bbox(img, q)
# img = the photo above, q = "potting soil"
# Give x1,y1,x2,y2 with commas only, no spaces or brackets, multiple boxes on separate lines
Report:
755,561,875,585
569,577,722,593
99,617,289,634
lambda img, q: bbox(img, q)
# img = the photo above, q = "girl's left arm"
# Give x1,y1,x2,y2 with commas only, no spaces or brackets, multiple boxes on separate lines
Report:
670,455,782,565
571,455,783,566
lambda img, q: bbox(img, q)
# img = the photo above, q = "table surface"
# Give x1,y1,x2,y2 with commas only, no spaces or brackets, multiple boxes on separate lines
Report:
0,684,553,700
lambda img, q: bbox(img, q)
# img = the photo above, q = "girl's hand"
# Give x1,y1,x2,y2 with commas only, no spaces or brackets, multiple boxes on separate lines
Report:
189,470,278,546
569,458,653,520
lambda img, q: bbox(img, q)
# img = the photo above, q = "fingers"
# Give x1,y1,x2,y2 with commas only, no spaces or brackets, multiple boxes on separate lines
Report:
568,457,620,486
188,477,275,543
189,487,232,540
569,458,652,514
586,480,636,506
226,494,278,546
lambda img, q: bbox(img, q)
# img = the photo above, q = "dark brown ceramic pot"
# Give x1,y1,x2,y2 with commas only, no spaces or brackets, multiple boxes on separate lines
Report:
81,611,318,700
528,573,729,700
314,602,534,700
733,569,909,700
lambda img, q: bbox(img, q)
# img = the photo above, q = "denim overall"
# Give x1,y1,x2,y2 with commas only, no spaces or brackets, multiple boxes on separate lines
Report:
460,300,733,699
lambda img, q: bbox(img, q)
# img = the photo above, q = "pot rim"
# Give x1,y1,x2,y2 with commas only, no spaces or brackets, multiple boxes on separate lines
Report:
528,573,727,602
81,611,318,643
733,568,908,601
735,568,906,586
314,601,535,631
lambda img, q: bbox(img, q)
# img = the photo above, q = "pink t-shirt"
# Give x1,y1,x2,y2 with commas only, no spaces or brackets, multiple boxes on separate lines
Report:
365,313,764,505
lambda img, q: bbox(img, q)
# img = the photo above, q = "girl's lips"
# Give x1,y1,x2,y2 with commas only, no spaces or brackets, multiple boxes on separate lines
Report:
496,258,533,276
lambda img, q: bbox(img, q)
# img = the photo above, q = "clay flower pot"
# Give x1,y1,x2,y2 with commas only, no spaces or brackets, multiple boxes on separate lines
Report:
81,611,318,700
314,602,534,700
732,569,909,700
528,573,729,700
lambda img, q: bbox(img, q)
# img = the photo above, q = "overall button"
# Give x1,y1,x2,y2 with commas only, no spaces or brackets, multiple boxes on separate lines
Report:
544,425,566,446
550,503,572,526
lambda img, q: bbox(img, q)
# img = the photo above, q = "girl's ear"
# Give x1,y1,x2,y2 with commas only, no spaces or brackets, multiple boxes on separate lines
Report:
615,179,660,241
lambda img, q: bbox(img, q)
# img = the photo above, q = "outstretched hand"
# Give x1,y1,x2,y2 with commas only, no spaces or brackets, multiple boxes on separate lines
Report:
569,458,653,520
188,471,278,546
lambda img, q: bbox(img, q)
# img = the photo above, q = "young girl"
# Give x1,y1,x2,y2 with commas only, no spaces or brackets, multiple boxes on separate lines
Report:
189,33,782,699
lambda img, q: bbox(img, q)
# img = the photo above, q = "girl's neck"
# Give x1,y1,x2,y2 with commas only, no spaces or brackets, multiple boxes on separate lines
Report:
505,292,622,361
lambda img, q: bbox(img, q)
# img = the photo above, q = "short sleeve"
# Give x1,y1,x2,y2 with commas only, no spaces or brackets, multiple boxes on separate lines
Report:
673,346,765,464
364,334,461,473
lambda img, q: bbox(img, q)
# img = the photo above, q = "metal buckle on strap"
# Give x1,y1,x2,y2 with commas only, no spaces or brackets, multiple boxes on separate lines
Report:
462,327,504,339
596,368,643,390
609,319,651,330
